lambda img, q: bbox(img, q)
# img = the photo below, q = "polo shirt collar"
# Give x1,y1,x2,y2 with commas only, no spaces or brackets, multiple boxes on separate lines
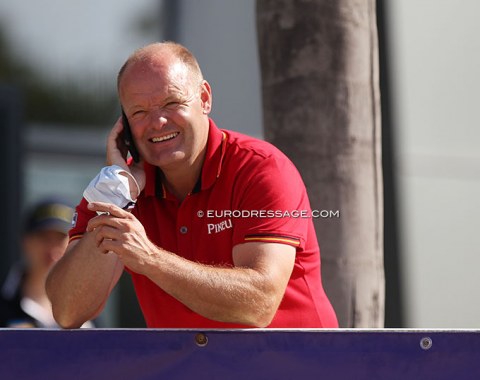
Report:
143,118,227,199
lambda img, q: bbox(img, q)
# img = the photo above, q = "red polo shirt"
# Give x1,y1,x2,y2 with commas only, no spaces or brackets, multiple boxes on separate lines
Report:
70,119,338,328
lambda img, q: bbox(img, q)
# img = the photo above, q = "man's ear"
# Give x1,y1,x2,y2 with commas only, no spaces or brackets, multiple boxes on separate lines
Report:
200,80,212,114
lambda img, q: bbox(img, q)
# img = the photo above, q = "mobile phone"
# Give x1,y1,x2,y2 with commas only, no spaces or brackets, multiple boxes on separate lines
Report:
121,109,140,163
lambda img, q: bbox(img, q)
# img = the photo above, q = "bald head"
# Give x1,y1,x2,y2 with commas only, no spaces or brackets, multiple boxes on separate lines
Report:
117,42,203,91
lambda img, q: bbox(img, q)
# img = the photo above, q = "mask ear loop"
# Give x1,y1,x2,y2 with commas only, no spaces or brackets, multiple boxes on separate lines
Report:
117,169,141,200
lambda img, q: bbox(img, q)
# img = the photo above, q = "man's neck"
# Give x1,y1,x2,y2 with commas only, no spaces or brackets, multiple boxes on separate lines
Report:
162,149,206,201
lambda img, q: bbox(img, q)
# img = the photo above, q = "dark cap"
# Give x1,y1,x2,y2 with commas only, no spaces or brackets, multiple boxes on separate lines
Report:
24,198,75,235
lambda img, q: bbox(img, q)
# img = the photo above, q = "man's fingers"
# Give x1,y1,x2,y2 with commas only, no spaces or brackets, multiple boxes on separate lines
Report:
98,238,121,255
87,217,128,234
113,118,127,157
106,117,129,168
87,202,129,218
108,117,123,143
93,225,120,246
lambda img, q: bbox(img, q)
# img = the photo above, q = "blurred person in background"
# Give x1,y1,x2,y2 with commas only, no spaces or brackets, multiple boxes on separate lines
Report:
0,198,93,328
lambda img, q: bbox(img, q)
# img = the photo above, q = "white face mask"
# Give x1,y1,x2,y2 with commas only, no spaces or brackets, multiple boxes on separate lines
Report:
83,165,138,210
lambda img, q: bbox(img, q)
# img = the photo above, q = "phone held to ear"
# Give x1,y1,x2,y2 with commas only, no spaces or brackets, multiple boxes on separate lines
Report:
122,110,140,163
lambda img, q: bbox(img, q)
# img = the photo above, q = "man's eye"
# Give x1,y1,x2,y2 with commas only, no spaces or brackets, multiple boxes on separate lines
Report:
165,102,179,107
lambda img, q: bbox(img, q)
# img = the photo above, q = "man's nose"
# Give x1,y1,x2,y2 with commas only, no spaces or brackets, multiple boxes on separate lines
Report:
150,110,168,127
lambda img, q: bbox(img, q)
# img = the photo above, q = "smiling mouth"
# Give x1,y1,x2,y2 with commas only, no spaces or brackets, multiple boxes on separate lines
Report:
150,132,179,143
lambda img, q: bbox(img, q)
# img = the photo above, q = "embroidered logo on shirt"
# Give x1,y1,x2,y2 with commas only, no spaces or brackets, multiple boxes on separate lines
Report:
207,218,232,234
71,211,78,228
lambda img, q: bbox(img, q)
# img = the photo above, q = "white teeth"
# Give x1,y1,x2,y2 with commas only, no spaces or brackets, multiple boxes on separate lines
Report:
151,132,179,143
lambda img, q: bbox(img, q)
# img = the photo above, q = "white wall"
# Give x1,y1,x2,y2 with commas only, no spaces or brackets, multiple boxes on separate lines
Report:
177,0,263,137
388,0,480,327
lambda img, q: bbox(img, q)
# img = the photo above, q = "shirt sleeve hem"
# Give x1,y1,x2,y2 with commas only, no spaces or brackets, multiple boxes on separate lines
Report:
68,234,84,244
243,234,301,247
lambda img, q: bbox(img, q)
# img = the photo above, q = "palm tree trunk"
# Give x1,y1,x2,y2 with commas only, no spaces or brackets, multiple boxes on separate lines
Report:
257,0,385,327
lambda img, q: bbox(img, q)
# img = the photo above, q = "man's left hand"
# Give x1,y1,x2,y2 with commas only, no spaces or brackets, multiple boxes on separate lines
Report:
86,202,159,274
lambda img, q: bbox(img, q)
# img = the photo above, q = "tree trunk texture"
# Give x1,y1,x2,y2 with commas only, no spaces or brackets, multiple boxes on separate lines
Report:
257,0,384,327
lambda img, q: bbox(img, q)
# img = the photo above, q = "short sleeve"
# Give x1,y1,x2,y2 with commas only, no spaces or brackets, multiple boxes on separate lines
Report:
68,198,96,243
231,153,311,250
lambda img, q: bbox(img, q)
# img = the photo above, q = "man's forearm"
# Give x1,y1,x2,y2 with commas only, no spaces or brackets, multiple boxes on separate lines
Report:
142,249,282,327
85,202,294,327
46,234,123,328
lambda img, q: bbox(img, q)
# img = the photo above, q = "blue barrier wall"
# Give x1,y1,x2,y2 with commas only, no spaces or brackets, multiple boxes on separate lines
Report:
1,329,479,379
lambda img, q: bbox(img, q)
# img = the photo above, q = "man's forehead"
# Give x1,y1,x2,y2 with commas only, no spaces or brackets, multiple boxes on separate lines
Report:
119,61,195,104
124,57,189,83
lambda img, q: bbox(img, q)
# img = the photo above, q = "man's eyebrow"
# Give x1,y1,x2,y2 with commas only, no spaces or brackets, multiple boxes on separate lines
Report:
127,104,145,113
162,90,191,104
162,94,180,103
127,94,179,111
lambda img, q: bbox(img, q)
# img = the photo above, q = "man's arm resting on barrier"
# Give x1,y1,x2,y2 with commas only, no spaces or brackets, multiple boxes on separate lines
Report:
87,202,295,327
46,234,124,329
150,241,296,327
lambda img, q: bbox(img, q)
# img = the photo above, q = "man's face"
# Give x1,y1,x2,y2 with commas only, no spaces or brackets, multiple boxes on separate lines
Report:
23,230,69,272
119,57,212,170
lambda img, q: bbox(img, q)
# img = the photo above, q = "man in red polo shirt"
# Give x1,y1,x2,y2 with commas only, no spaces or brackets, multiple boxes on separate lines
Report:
46,42,338,329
